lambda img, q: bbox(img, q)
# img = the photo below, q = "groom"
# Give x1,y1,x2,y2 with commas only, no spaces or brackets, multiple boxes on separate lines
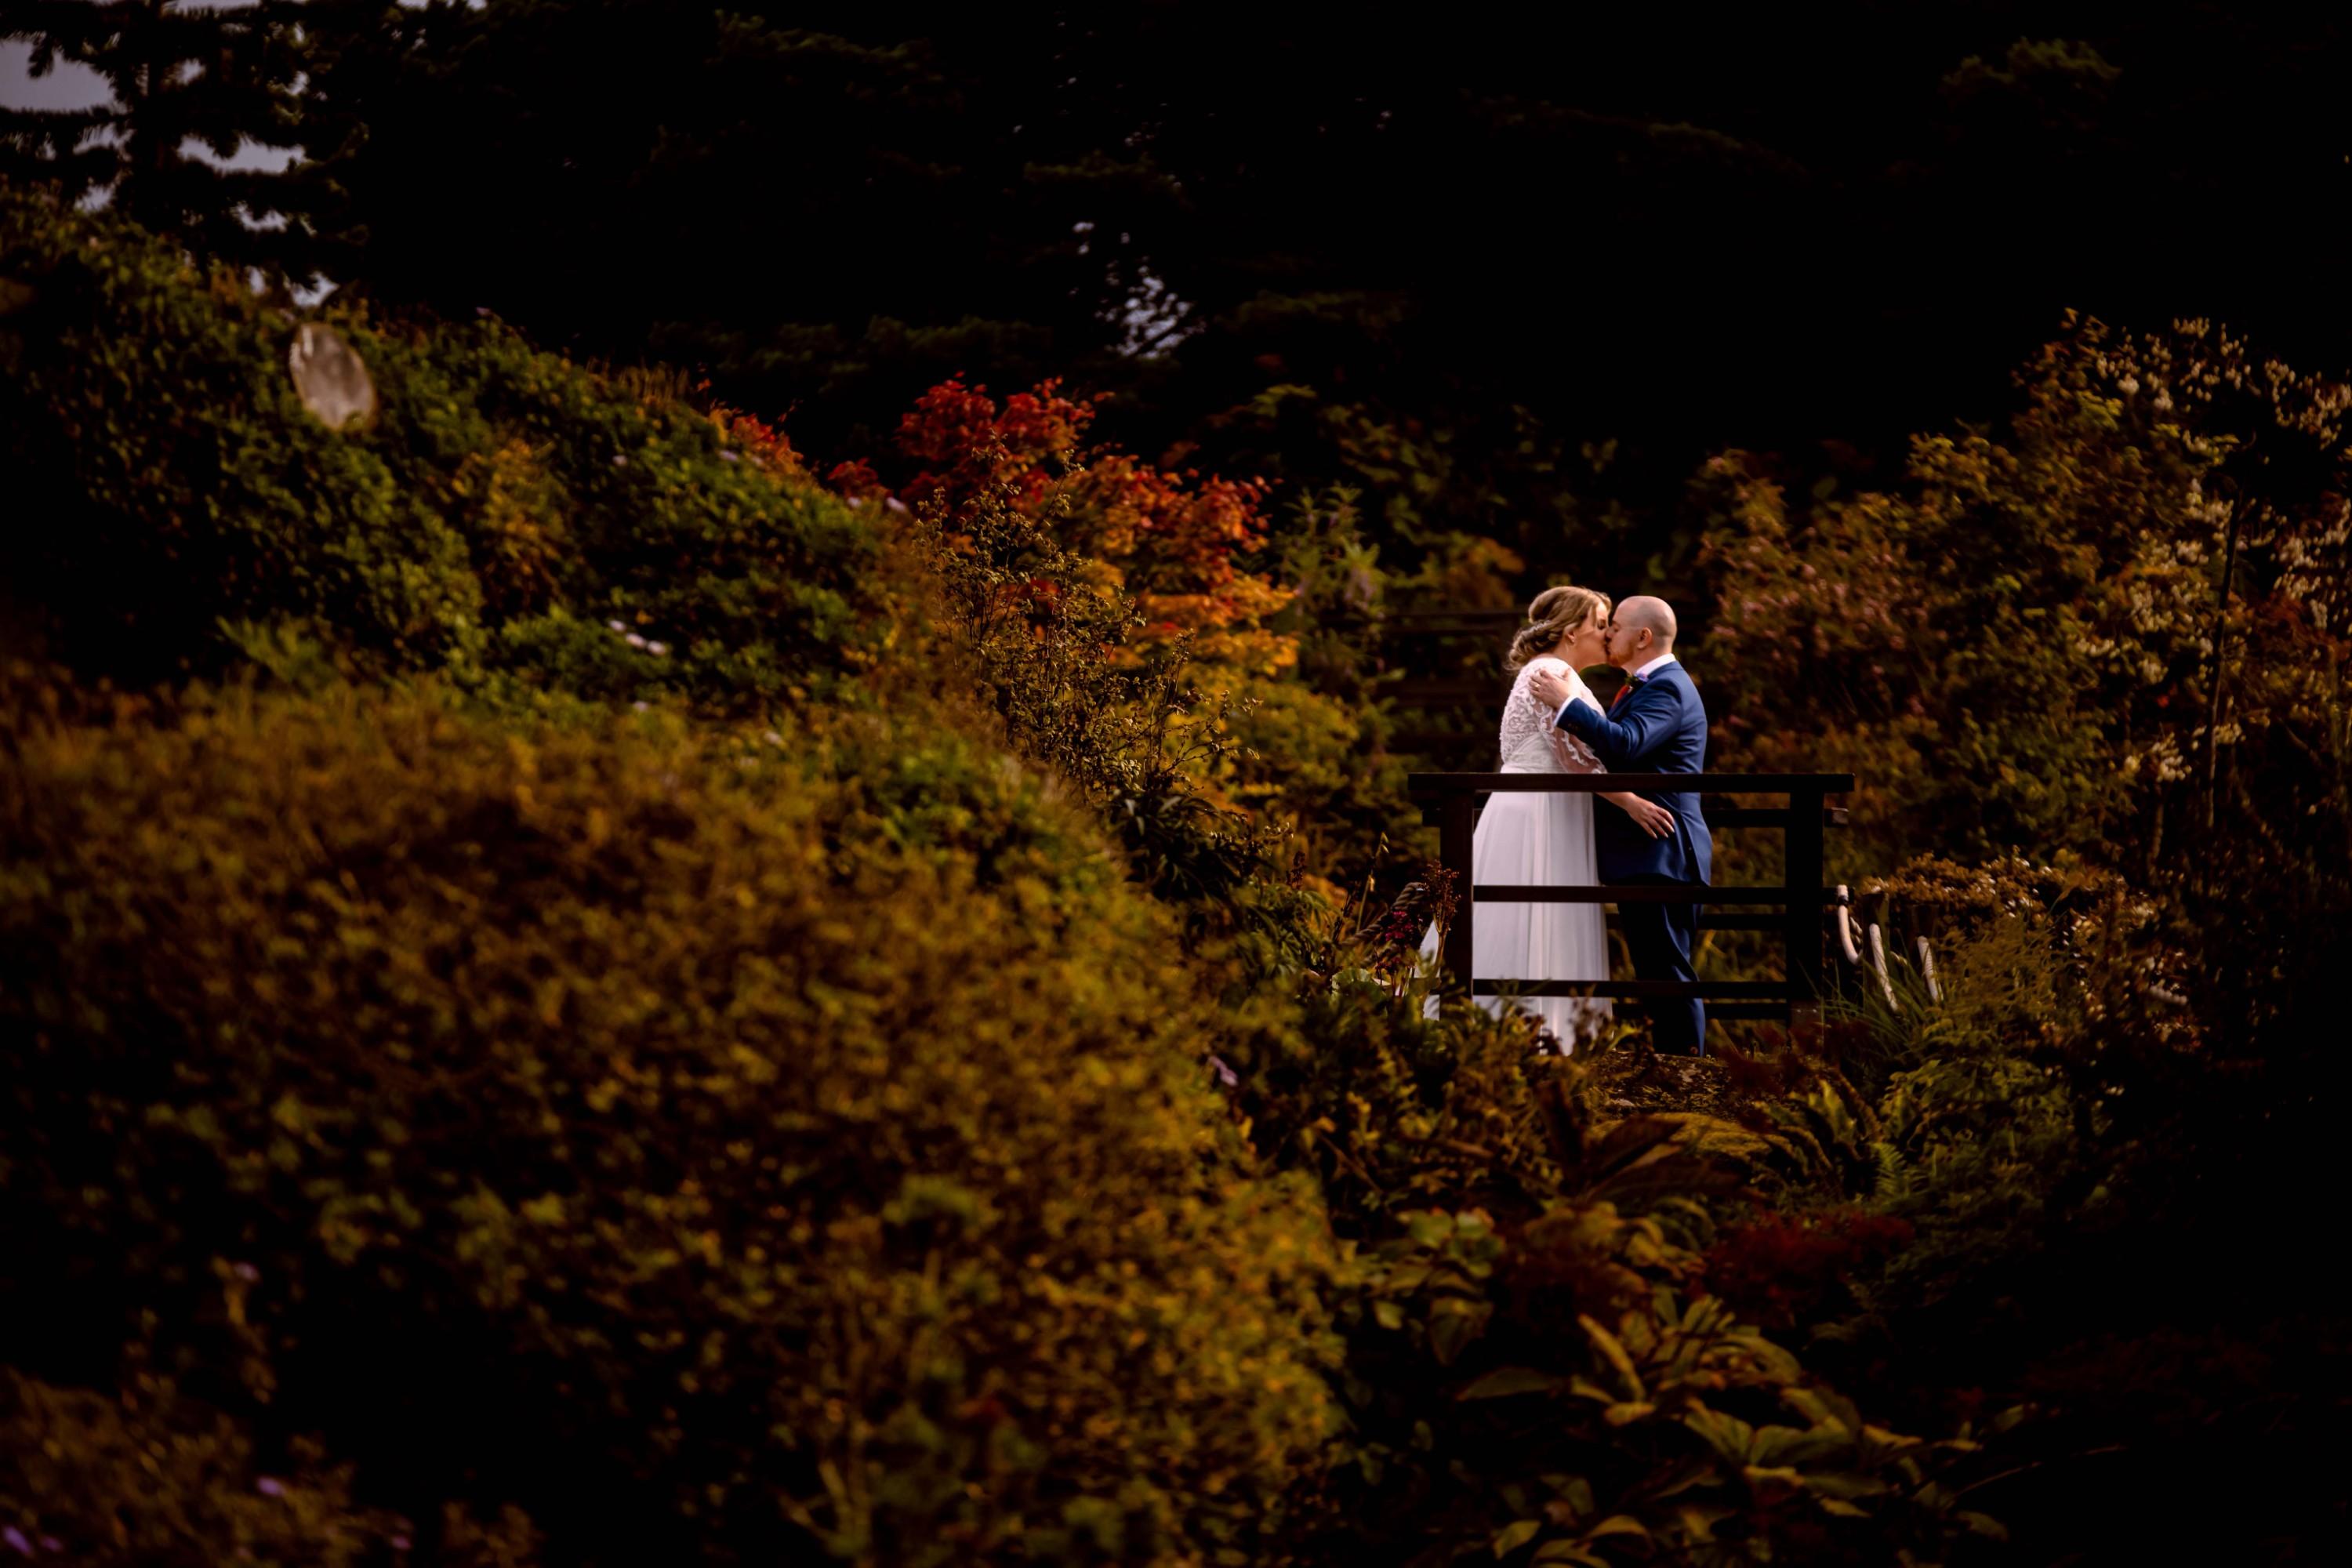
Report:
1527,597,1712,1054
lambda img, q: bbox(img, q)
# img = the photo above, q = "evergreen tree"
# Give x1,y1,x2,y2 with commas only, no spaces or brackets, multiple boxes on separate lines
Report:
1,0,313,283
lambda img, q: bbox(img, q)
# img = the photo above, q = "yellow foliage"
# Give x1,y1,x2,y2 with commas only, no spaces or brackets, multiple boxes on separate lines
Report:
0,672,1336,1563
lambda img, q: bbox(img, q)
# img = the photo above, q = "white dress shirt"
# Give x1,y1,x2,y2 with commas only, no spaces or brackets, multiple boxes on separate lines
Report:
1558,653,1679,728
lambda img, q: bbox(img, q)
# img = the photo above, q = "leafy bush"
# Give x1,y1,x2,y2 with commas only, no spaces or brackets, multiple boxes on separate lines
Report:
1677,314,2352,1565
0,1368,453,1568
0,187,882,710
1283,1080,2009,1566
1704,1207,1917,1334
1694,317,2351,1010
1326,1200,2008,1568
881,375,1416,895
0,669,1336,1565
1196,900,2012,1566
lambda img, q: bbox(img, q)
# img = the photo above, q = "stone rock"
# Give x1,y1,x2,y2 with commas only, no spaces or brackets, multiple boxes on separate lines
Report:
288,321,376,431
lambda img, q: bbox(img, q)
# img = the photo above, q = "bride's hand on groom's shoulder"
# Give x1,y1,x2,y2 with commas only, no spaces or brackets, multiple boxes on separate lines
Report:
1528,666,1572,711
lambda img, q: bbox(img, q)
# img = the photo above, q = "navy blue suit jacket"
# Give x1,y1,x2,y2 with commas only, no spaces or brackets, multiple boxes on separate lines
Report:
1557,662,1713,885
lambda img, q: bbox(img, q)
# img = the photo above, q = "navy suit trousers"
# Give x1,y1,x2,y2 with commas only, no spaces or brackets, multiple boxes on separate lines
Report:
1617,875,1705,1053
1558,666,1713,1056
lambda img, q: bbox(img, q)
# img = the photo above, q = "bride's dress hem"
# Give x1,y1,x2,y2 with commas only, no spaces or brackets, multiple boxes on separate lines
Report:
1420,655,1613,1054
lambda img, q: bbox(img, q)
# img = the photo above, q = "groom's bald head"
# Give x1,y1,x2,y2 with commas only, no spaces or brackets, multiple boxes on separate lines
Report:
1617,597,1677,644
1604,596,1679,670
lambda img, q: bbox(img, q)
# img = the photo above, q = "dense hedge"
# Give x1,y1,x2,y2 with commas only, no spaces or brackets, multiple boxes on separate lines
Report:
1,1368,513,1568
0,671,1335,1563
0,187,881,710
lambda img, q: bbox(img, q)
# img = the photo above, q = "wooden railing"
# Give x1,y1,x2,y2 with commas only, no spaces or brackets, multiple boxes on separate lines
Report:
1409,771,1855,1024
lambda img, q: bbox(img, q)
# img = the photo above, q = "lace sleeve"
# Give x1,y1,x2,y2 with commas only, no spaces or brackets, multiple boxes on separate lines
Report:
1548,669,1605,774
1499,660,1556,765
1499,658,1606,772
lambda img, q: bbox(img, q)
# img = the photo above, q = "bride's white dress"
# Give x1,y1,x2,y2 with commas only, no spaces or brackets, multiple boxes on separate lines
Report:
1421,656,1613,1047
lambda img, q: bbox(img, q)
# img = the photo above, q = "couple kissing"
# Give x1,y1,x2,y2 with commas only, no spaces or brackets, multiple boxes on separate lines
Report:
1420,587,1711,1055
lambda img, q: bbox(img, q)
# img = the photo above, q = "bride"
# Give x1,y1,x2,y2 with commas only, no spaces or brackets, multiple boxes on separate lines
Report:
1422,586,1675,1051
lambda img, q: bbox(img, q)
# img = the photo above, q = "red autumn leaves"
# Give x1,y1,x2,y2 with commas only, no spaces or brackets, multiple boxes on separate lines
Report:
866,376,1289,644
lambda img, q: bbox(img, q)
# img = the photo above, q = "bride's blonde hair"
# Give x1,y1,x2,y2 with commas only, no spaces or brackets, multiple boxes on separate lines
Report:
1507,584,1610,672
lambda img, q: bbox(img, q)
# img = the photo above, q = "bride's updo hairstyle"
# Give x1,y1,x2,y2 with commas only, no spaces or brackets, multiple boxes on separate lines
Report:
1507,584,1610,672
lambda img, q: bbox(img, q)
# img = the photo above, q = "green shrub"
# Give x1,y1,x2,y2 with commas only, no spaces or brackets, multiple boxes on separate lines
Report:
1693,316,2352,973
1322,1203,2010,1568
0,187,882,710
1197,903,2012,1566
0,670,1335,1565
0,1368,445,1568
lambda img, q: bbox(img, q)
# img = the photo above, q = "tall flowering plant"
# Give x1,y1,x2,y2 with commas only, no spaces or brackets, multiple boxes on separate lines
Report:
890,376,1296,673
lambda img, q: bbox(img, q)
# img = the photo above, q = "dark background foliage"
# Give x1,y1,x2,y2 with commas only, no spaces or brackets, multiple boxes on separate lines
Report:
19,2,2352,586
274,3,2352,579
